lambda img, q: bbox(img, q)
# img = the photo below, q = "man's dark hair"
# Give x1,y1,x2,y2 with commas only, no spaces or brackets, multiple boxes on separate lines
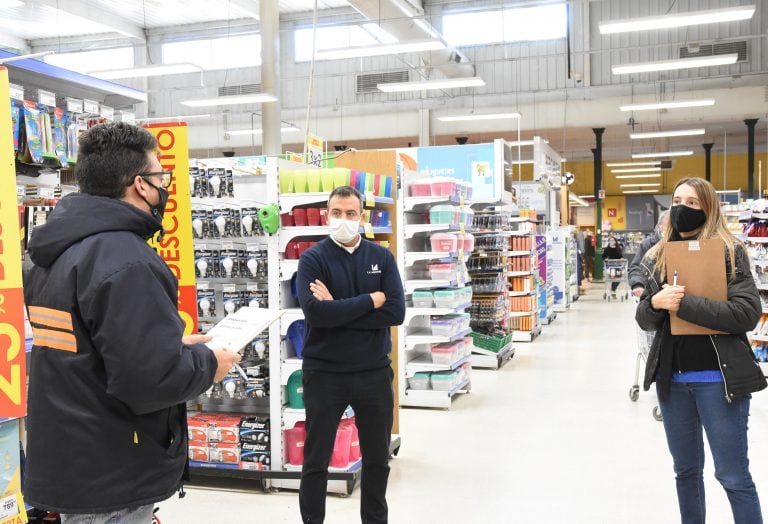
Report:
328,185,363,211
76,122,158,198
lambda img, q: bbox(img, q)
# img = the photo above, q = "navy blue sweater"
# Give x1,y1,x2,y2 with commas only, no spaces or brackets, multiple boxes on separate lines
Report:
297,237,405,372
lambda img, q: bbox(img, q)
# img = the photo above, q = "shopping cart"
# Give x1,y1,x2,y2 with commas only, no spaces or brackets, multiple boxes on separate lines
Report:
630,307,663,421
603,258,629,301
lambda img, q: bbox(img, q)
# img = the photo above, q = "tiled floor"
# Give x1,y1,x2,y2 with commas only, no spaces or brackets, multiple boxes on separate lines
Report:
159,288,768,523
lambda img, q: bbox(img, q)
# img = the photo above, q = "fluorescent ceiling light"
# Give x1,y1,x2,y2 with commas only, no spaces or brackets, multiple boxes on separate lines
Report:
414,19,439,39
89,62,202,80
569,193,590,207
391,0,420,17
0,0,23,7
439,112,521,122
611,167,662,173
616,174,663,180
621,183,661,188
632,150,693,158
623,189,660,194
227,127,301,136
620,99,715,111
181,93,277,107
316,40,444,60
600,5,755,34
378,76,485,93
508,159,535,165
137,114,211,122
506,140,534,146
612,54,738,75
630,128,705,139
362,23,398,44
606,161,661,167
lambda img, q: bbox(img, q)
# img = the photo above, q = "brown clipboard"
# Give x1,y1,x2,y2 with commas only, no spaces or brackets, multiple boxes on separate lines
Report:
666,239,727,335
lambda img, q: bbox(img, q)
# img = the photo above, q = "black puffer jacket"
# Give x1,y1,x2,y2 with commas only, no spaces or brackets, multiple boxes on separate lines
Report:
23,193,217,513
628,232,660,290
635,241,766,400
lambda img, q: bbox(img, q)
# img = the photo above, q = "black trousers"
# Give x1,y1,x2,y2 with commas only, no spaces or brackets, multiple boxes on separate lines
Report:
299,366,394,524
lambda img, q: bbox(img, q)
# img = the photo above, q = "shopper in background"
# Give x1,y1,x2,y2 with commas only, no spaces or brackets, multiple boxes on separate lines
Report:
602,235,623,296
635,177,765,523
583,230,595,281
23,122,240,523
296,185,405,524
629,210,669,298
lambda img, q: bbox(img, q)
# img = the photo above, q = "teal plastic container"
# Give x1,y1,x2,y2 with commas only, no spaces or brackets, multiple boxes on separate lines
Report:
287,370,304,408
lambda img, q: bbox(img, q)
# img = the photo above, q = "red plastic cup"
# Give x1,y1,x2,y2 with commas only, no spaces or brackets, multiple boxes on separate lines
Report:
281,213,294,227
297,241,312,257
285,242,299,259
306,208,320,226
293,208,308,227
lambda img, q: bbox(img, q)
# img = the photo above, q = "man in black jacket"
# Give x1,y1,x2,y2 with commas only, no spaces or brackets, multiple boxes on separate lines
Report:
23,122,240,522
629,211,668,298
297,186,405,524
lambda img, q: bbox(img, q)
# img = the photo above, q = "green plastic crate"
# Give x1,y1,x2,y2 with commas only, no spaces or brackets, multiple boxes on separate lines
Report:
469,331,514,353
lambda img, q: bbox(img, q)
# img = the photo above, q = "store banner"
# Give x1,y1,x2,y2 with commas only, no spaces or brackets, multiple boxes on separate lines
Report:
415,143,499,202
144,123,198,335
601,196,627,231
514,182,548,213
536,235,548,321
625,195,657,231
550,230,566,308
0,68,26,419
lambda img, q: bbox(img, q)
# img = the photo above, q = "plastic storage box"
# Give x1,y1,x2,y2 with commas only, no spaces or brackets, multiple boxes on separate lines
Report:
433,289,460,309
409,179,432,197
412,291,434,308
431,177,456,197
408,372,431,390
431,345,455,365
429,205,457,225
428,262,456,281
431,317,457,337
431,370,457,391
430,233,458,252
459,206,474,226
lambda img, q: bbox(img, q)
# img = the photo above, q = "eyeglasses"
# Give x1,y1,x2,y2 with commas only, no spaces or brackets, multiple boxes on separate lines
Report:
138,171,174,189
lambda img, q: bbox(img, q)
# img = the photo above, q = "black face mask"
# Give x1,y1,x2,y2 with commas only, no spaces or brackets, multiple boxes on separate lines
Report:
670,204,706,233
140,179,170,221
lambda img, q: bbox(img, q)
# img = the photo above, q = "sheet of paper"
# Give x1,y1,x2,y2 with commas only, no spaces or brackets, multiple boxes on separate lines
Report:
205,307,284,354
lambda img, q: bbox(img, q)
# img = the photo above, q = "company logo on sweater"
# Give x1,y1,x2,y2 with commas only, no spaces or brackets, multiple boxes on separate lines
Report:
367,264,381,275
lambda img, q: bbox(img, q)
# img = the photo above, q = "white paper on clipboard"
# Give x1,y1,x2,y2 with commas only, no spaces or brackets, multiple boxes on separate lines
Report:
205,307,284,354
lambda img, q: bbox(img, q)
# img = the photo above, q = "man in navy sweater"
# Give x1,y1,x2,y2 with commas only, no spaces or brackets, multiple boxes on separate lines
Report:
297,185,405,524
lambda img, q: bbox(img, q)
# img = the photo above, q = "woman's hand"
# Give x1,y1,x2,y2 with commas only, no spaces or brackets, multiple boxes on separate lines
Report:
651,284,685,312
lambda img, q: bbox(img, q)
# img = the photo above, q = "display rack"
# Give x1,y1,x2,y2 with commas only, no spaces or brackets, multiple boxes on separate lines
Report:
507,215,542,342
398,177,473,409
549,227,575,312
743,212,768,374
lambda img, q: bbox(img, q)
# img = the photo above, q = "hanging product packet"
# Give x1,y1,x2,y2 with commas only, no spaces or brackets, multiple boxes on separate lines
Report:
66,120,78,163
19,100,44,164
10,101,20,152
51,108,69,166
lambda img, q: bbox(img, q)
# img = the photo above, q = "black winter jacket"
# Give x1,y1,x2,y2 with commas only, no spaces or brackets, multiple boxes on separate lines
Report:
635,241,766,400
628,232,660,290
23,193,217,513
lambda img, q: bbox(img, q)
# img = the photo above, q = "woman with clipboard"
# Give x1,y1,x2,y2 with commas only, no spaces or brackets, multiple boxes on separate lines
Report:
636,177,766,523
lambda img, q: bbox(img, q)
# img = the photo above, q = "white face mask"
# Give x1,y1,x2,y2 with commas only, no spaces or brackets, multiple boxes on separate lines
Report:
329,216,360,244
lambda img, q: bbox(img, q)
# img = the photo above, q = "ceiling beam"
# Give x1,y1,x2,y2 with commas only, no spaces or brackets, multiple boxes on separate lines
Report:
225,0,261,21
32,0,146,41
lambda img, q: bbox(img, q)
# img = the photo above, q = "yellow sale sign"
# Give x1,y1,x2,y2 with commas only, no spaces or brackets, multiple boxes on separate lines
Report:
0,68,26,418
144,123,198,335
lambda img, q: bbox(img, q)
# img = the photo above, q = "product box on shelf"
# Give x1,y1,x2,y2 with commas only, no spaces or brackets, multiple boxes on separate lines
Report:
241,442,270,467
187,413,241,443
240,416,270,443
209,442,241,464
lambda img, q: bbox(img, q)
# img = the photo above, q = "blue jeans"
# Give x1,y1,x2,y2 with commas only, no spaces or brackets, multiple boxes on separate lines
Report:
657,381,763,524
60,505,154,523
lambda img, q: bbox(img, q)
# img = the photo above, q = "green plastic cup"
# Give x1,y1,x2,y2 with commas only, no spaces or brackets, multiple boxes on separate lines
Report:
279,170,295,193
292,170,308,193
306,170,321,192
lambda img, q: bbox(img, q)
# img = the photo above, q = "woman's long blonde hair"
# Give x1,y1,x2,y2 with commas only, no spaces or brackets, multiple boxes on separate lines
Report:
647,177,741,281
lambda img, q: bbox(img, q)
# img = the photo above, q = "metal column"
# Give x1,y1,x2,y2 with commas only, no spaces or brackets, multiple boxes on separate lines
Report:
702,143,714,183
592,128,605,281
745,119,759,199
260,0,281,156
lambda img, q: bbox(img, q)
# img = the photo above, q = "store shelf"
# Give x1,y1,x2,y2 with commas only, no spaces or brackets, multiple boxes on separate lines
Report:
405,354,470,375
505,250,533,257
280,308,305,336
192,397,270,416
748,333,768,343
744,237,768,243
403,195,463,212
470,343,514,369
283,406,355,430
509,311,535,318
405,251,469,266
508,270,535,277
404,303,471,324
404,223,461,239
405,279,457,294
404,328,472,349
280,192,393,211
752,213,768,220
281,259,299,281
513,326,542,342
509,216,537,223
757,283,768,291
280,226,392,250
508,290,534,297
280,357,303,385
284,458,363,474
401,378,471,408
760,362,768,375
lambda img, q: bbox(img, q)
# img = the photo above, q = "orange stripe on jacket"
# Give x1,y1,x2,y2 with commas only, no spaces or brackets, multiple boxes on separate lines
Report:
28,306,73,331
32,327,77,353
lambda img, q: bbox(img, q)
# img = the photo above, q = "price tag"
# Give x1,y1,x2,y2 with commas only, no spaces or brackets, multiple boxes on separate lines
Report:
0,493,19,520
458,250,464,262
460,223,465,235
83,99,100,114
460,195,465,206
364,191,375,208
306,133,324,168
38,89,56,107
16,185,25,198
8,83,23,101
118,111,136,124
100,105,114,119
363,222,374,239
65,97,84,113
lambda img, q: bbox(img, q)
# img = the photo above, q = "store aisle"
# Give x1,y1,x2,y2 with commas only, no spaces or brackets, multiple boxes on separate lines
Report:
160,288,768,523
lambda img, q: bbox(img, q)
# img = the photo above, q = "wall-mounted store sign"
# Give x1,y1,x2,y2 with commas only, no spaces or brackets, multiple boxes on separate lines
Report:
83,98,99,115
65,97,83,113
37,89,55,107
8,83,22,101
